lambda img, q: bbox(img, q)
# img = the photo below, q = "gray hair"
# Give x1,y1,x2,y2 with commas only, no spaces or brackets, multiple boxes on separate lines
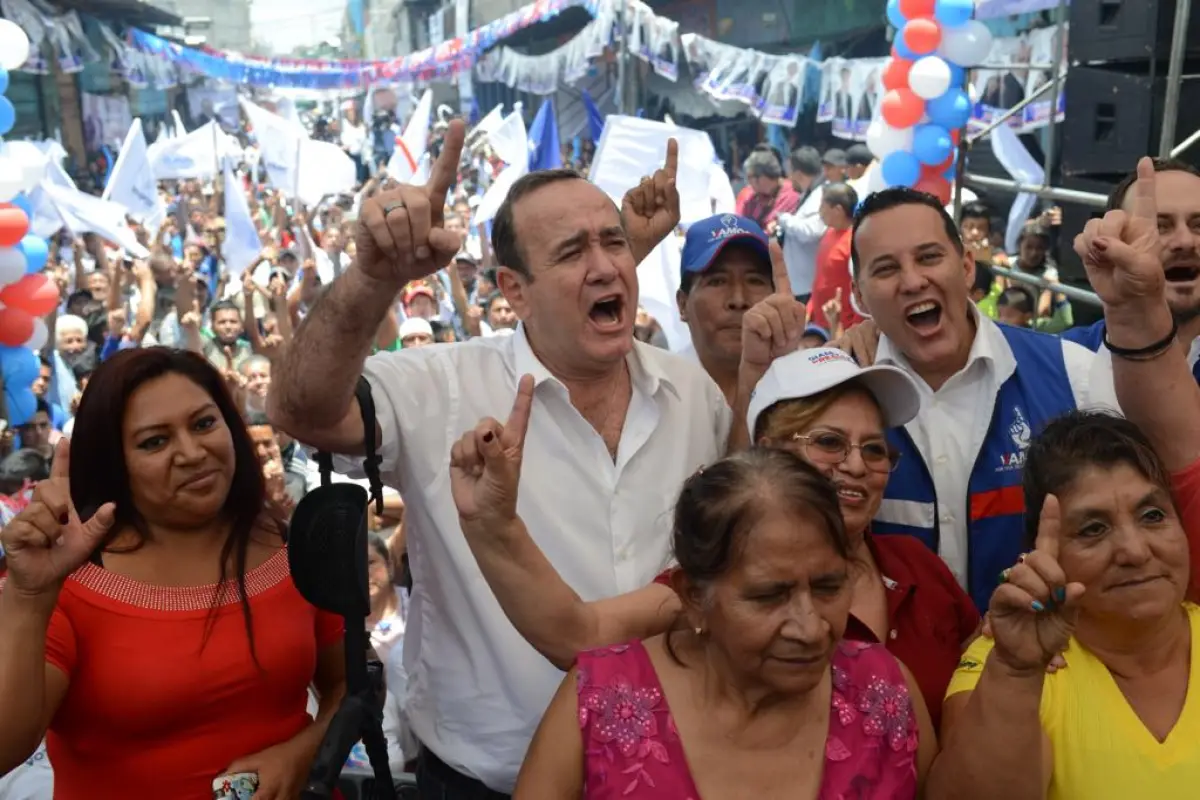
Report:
743,150,784,180
56,314,88,341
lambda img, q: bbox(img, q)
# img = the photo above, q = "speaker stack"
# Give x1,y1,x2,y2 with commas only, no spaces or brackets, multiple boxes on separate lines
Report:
1059,0,1200,291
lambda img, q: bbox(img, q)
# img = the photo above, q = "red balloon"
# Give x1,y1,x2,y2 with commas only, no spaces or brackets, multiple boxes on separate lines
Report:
915,174,952,204
0,273,60,317
0,306,33,347
899,0,936,17
0,205,29,248
902,18,942,55
881,89,925,129
931,152,956,173
950,129,962,145
882,57,913,92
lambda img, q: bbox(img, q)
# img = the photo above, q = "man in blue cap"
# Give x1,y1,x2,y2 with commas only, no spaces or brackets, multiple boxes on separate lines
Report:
677,213,824,403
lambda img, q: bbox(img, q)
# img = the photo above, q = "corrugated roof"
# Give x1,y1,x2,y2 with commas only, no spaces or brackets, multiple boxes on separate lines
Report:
52,0,182,28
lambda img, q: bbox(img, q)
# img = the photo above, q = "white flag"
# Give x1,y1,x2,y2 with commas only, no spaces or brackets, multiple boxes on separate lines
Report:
488,106,528,168
241,97,304,197
103,119,161,223
296,138,356,208
148,120,221,180
40,183,149,258
221,160,262,277
387,89,432,183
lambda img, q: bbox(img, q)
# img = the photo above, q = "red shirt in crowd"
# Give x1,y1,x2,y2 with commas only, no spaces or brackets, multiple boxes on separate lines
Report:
16,548,343,800
740,182,801,230
807,227,864,333
734,184,755,217
1171,457,1200,602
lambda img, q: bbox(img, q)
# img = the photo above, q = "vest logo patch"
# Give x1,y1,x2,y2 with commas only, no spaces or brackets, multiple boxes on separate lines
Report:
998,406,1032,471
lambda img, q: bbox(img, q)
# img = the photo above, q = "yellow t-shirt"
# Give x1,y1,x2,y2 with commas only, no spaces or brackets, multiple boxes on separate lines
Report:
947,603,1200,799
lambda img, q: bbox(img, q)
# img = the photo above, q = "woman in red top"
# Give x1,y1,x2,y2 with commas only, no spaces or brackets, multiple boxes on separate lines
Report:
0,348,345,799
448,348,978,731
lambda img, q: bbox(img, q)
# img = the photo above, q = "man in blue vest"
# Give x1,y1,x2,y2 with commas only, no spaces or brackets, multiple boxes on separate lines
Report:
1063,159,1200,386
849,187,1115,610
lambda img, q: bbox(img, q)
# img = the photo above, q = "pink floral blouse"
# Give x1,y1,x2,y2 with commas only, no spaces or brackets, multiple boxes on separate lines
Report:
576,639,919,799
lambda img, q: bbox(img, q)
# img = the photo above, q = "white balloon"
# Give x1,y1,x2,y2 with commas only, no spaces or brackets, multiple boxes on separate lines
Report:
938,20,994,67
3,141,47,193
0,156,22,202
909,56,953,100
24,316,46,351
866,118,914,160
0,247,25,285
0,20,30,72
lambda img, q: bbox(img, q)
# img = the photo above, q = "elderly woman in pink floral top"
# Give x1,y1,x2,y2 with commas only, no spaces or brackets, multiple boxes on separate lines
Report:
516,449,935,799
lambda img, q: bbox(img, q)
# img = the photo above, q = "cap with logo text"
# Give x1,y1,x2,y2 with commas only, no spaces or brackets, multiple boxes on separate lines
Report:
746,347,922,438
681,214,770,282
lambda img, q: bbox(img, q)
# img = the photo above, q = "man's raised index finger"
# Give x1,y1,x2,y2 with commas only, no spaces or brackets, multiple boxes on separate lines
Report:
663,138,678,180
50,437,70,480
425,119,466,203
769,239,792,297
502,374,536,450
1131,156,1158,221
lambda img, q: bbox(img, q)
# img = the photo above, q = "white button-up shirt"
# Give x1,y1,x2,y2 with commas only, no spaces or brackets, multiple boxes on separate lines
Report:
875,308,1118,587
335,325,730,792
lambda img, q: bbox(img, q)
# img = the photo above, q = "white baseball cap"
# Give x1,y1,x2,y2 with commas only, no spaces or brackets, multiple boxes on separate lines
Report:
398,317,434,341
747,347,922,438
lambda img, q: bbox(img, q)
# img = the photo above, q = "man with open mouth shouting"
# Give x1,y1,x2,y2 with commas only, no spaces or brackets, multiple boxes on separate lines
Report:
1064,159,1200,387
845,187,1117,612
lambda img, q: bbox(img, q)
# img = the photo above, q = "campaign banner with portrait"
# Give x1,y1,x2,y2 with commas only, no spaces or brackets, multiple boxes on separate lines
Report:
681,34,808,127
816,58,885,141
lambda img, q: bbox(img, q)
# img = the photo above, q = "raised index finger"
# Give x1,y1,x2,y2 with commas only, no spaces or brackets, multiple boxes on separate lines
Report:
663,138,678,181
1130,156,1157,222
769,238,792,297
425,119,466,215
1034,493,1062,561
50,437,70,480
502,374,535,451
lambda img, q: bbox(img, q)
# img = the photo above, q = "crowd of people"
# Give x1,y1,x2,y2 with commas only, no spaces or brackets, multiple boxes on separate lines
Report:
1,92,1200,800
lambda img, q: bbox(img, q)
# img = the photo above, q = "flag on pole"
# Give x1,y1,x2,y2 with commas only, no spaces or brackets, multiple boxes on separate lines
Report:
221,159,263,277
581,90,605,142
387,89,432,183
103,118,162,224
241,97,305,198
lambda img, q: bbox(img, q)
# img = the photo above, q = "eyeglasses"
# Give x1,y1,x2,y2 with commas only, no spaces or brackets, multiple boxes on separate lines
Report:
791,430,900,474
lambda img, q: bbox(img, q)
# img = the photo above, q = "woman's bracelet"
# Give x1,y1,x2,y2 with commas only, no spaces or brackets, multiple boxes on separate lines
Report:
1104,320,1179,361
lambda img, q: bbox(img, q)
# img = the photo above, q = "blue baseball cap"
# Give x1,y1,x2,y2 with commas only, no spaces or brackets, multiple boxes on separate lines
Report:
680,214,771,282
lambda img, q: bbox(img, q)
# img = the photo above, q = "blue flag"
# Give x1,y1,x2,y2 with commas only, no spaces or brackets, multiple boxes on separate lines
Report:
581,89,605,142
527,98,562,172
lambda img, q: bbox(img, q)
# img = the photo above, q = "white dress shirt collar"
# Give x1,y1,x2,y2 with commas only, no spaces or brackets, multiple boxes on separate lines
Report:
876,302,1015,393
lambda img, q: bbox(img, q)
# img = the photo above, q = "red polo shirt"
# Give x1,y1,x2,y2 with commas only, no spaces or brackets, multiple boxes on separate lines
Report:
653,531,977,730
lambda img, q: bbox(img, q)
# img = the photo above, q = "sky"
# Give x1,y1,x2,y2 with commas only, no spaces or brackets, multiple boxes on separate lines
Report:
250,0,347,54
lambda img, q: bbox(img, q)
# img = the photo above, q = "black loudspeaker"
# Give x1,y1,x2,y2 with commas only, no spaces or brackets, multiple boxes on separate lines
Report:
1055,174,1119,285
1068,0,1200,64
1061,67,1200,176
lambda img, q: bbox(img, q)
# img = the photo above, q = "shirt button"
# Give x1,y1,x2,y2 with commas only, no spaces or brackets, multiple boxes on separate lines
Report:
941,514,952,524
889,629,898,640
936,455,948,465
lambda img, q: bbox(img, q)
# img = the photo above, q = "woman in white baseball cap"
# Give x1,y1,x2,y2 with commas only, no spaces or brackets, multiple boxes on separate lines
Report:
449,347,979,731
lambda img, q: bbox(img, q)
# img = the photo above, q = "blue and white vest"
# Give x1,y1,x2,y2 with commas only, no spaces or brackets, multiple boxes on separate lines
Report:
873,324,1078,611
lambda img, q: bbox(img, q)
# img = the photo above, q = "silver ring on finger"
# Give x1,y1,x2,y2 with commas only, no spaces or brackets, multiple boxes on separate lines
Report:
382,200,406,216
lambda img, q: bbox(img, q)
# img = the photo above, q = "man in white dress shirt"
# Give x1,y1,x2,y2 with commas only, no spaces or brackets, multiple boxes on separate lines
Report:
269,123,730,797
846,187,1116,611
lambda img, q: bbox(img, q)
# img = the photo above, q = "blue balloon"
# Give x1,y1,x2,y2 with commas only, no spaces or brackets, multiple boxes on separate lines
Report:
934,0,974,26
926,89,973,130
9,193,30,218
5,385,34,427
0,344,39,390
0,97,14,137
18,235,47,273
0,69,9,95
881,150,922,188
886,0,908,29
912,123,954,166
893,36,919,60
947,63,966,88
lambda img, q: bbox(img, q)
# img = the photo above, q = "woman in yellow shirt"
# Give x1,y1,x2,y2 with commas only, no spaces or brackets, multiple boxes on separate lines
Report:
929,410,1200,800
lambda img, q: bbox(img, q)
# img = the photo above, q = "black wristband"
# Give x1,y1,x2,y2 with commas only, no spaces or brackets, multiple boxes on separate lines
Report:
1103,320,1178,360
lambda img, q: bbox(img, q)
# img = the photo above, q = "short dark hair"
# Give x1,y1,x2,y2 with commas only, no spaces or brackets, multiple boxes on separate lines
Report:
744,150,783,180
998,285,1035,313
789,146,822,178
960,201,992,229
851,186,963,276
491,168,585,278
1107,158,1200,212
210,299,241,317
973,260,995,295
1023,410,1172,549
846,144,874,167
821,183,859,218
1017,221,1050,246
245,411,272,427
